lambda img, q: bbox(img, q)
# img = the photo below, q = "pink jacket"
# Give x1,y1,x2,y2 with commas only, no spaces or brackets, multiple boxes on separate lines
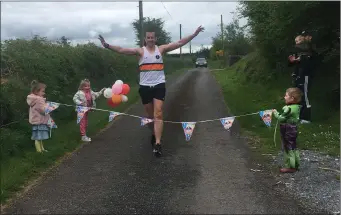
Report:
27,94,50,125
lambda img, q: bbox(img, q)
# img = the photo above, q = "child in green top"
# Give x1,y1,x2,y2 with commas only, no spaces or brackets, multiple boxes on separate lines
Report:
273,87,303,173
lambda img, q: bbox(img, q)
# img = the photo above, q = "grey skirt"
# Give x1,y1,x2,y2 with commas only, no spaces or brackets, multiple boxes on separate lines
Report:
31,124,50,140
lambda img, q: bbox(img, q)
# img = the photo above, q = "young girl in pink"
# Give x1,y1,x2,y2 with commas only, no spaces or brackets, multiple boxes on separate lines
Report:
73,79,104,142
27,80,51,153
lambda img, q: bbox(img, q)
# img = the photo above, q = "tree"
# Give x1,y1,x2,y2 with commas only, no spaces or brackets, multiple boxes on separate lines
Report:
57,36,71,46
211,19,253,57
238,1,340,106
132,17,172,46
196,46,210,59
238,1,340,67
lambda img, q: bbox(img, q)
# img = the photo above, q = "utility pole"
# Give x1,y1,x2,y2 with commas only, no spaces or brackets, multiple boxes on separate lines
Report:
139,1,144,47
179,24,182,58
190,41,192,54
221,14,224,56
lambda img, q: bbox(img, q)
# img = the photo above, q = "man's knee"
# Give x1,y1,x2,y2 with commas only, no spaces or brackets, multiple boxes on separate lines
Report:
154,109,163,120
144,104,154,118
153,98,164,120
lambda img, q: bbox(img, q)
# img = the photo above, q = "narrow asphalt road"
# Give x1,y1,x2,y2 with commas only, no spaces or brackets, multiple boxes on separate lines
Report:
4,68,311,214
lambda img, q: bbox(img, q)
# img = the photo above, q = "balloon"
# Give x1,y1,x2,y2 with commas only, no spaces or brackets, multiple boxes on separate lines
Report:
107,98,119,108
112,84,122,95
115,80,123,85
121,95,128,103
111,94,122,104
103,88,112,98
121,84,130,95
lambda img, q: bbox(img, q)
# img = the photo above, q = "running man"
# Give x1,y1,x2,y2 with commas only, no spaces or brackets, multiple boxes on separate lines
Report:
98,25,204,157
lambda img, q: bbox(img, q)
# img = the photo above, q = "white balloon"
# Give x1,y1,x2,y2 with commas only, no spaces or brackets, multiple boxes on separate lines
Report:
103,88,112,98
121,95,128,102
115,80,123,85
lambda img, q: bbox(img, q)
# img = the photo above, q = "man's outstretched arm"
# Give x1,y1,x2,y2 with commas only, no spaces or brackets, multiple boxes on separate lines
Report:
98,35,141,56
106,44,141,55
160,26,204,53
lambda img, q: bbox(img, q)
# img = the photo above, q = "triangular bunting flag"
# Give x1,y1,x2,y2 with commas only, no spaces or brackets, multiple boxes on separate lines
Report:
141,117,153,126
44,102,60,114
259,110,273,127
109,111,121,122
47,117,57,138
220,117,235,130
47,117,58,129
181,122,196,141
76,106,91,124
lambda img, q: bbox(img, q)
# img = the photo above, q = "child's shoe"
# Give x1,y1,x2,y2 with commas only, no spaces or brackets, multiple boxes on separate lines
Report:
81,136,91,142
280,168,297,173
300,120,311,124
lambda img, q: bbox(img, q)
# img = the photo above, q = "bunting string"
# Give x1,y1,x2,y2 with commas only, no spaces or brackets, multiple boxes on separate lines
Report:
2,101,275,142
54,102,274,142
55,102,262,124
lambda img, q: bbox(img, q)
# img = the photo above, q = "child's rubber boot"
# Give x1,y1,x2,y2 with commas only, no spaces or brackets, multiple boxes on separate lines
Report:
40,141,48,152
35,140,42,153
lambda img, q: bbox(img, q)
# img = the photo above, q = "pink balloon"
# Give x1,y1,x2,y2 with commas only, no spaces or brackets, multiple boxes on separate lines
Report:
112,84,122,95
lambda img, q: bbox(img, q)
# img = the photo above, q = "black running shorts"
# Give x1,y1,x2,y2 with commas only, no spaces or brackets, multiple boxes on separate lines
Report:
138,83,166,105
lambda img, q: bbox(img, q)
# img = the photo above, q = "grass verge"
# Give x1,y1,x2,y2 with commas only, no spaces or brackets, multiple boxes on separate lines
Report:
212,58,340,158
0,68,188,206
208,59,224,70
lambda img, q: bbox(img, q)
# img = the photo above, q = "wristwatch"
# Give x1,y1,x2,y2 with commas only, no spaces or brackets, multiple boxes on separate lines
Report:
104,43,109,48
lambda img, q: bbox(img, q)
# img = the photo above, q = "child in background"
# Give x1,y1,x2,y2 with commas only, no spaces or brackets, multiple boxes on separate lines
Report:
73,79,105,142
273,87,303,173
27,80,51,153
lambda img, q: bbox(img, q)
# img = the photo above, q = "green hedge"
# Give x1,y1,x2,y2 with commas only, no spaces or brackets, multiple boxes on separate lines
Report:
0,36,192,161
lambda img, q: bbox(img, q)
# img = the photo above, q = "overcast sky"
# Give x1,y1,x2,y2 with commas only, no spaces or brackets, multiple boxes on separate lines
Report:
1,2,245,54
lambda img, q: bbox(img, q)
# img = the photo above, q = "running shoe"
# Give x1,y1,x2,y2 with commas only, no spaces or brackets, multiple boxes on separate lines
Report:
153,143,162,157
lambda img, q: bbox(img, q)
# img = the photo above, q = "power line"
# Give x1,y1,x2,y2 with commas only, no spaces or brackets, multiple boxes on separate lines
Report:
159,1,184,30
159,1,203,55
160,1,174,21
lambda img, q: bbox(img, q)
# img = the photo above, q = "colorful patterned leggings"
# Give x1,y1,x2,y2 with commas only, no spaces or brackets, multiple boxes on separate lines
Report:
280,123,300,169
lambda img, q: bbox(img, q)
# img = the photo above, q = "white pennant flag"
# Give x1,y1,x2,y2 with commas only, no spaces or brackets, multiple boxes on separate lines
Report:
109,111,121,122
47,117,57,137
76,106,91,124
259,110,273,127
141,117,153,126
181,122,196,141
44,102,60,114
220,117,235,130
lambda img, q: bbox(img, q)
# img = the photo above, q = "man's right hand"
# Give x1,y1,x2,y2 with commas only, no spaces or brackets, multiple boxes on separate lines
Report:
288,55,294,61
288,55,300,63
288,55,296,63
